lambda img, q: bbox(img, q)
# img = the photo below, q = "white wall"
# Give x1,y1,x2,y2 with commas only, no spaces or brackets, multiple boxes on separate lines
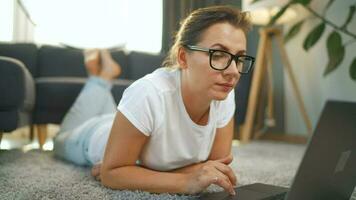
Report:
284,0,356,135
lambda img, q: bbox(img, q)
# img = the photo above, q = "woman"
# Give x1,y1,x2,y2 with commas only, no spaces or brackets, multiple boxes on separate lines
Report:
54,5,254,196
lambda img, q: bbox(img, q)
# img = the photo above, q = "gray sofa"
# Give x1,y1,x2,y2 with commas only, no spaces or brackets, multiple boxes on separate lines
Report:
0,42,252,147
0,43,165,146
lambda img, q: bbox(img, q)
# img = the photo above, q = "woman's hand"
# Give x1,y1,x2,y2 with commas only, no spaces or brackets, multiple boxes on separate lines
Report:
92,154,237,195
184,154,237,195
91,163,102,181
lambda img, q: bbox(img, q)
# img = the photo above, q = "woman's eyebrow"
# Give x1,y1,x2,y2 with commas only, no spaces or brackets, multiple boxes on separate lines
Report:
210,43,229,51
237,50,246,55
210,44,246,54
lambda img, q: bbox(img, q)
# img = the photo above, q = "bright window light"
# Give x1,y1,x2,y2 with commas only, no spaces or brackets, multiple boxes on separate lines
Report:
21,0,162,53
125,0,162,53
0,0,15,42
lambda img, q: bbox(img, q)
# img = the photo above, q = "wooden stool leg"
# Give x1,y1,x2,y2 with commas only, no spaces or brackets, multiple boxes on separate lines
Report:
240,29,269,142
36,124,48,150
266,39,275,127
254,39,270,139
29,125,35,141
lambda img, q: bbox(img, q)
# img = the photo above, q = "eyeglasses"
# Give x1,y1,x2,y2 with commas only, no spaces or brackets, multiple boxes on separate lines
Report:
184,45,255,74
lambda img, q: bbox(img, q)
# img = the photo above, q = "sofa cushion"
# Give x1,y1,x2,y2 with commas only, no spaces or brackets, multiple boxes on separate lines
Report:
0,43,38,77
128,51,165,80
38,45,87,77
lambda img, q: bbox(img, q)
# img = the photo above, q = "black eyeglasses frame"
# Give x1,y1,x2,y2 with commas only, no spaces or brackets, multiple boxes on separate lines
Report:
184,45,255,74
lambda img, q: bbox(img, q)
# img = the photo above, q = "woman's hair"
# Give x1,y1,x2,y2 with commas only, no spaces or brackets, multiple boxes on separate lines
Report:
163,5,252,68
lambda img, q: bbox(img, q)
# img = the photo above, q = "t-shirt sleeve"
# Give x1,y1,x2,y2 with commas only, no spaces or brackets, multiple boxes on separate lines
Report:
117,79,162,136
216,89,236,128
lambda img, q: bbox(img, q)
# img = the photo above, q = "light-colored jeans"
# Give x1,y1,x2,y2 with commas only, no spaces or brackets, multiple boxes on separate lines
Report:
53,76,116,166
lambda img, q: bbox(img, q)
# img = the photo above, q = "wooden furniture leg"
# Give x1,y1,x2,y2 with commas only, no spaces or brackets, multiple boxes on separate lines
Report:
240,29,268,142
36,124,48,150
266,38,275,127
0,131,3,147
254,77,268,139
29,125,35,141
254,37,274,139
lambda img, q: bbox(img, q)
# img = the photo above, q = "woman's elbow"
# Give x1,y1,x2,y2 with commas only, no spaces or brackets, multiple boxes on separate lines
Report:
100,168,113,188
100,167,124,189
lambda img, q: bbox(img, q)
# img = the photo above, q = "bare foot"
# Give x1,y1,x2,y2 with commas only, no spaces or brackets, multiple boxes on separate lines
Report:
91,163,101,181
84,49,101,76
99,49,121,80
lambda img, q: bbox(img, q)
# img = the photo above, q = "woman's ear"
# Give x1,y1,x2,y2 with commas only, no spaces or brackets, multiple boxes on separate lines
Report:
177,47,188,69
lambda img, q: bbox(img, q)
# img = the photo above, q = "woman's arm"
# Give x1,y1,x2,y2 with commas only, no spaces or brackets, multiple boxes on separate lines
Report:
100,111,187,193
102,164,188,193
208,118,234,160
100,111,236,195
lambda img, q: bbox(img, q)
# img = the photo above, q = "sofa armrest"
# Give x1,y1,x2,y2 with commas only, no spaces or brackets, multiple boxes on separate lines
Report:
0,56,35,112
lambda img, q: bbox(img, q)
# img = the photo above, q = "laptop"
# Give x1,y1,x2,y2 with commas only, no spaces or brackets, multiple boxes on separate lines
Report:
200,100,356,200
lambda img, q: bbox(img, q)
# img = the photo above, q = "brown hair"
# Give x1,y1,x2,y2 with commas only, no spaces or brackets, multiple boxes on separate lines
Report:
163,5,252,68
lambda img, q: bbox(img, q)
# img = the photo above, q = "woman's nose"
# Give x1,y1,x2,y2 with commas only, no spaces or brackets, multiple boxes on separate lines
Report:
224,60,239,76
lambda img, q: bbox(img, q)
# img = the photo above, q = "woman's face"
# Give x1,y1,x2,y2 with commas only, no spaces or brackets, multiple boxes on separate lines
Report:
181,22,247,101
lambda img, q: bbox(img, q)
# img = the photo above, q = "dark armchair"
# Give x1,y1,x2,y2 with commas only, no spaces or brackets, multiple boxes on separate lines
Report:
0,56,35,143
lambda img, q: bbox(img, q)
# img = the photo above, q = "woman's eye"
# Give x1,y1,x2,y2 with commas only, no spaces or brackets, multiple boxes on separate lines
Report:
212,52,228,60
212,54,223,58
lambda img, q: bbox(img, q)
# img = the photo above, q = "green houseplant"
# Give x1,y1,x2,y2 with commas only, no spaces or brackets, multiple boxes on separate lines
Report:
253,0,356,81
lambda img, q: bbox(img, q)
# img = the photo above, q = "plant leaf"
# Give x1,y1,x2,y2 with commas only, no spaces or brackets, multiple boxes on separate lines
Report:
325,0,335,11
342,5,356,29
251,0,262,3
324,31,345,76
268,3,291,26
292,0,311,5
350,58,356,81
284,20,304,43
303,22,325,51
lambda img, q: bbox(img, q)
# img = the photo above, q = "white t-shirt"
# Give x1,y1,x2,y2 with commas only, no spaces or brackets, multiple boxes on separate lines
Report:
88,68,236,171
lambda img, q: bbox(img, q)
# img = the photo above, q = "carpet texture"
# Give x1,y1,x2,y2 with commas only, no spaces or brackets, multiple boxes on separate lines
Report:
0,141,355,200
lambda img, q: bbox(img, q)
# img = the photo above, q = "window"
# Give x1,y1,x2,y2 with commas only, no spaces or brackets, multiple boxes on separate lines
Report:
0,0,15,42
21,0,162,53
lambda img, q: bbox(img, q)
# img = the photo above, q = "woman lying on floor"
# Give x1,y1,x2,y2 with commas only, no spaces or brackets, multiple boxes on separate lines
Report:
53,5,254,196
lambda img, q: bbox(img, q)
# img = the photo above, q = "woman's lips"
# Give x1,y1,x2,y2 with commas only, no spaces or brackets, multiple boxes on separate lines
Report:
216,83,234,92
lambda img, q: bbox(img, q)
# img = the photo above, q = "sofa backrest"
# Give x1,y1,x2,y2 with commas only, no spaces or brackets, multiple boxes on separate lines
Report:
128,51,165,80
38,45,135,79
0,43,38,77
0,42,166,80
38,45,87,77
110,50,130,79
